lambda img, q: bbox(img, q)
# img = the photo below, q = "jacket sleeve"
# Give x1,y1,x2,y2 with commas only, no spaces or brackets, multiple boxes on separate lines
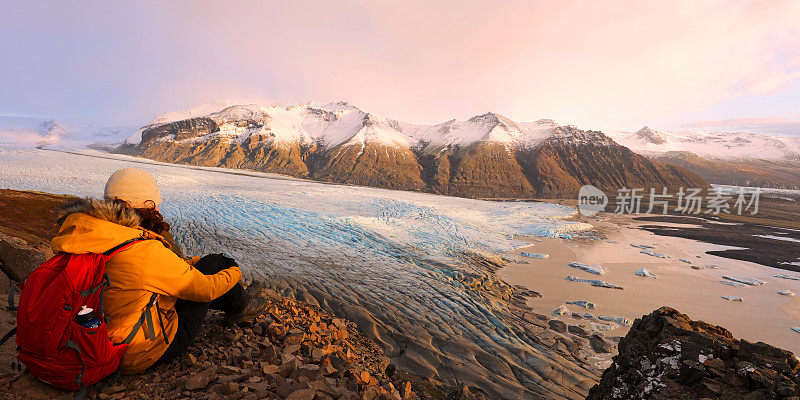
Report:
138,242,242,302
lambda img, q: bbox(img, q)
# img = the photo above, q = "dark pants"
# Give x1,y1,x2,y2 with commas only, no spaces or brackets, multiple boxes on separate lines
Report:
151,254,247,367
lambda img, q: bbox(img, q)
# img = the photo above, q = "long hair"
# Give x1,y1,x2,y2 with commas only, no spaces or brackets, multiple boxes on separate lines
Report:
112,198,170,234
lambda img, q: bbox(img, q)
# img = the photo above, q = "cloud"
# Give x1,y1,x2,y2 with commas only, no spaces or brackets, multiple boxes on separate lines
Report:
1,1,800,130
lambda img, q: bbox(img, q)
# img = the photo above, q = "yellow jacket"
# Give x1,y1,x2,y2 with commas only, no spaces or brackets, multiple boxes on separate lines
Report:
51,199,241,373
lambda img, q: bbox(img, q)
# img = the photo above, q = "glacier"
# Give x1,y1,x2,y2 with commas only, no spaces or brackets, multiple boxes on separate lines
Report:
0,148,597,400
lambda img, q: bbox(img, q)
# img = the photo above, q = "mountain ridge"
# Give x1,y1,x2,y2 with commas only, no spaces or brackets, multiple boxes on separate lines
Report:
115,102,709,198
612,126,800,190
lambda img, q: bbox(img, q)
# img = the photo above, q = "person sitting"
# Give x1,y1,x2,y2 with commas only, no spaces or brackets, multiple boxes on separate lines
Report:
51,167,269,373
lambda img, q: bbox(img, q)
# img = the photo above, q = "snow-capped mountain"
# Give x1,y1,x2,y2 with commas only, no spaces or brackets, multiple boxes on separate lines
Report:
0,116,133,150
116,102,707,198
610,126,800,189
123,102,566,150
612,126,800,161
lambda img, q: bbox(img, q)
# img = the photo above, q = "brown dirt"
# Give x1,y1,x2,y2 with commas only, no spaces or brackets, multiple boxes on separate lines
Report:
0,189,76,246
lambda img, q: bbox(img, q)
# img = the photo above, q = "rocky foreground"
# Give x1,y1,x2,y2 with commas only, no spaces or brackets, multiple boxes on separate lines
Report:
1,285,470,400
586,307,800,400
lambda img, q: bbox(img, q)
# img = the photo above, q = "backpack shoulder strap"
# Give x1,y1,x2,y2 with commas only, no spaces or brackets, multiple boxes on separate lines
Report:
103,237,149,257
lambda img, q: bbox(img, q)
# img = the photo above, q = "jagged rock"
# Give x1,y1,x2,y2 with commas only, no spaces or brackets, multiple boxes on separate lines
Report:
548,319,567,333
286,387,317,400
567,324,590,337
588,334,612,354
586,307,800,399
183,370,214,390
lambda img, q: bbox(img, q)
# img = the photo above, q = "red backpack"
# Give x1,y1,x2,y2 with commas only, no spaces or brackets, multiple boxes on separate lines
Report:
1,238,159,397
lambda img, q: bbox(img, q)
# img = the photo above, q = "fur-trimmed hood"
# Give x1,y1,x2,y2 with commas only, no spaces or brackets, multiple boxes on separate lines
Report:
59,197,141,228
52,197,166,254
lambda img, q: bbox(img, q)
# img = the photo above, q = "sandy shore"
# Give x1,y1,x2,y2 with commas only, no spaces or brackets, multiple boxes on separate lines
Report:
498,213,800,354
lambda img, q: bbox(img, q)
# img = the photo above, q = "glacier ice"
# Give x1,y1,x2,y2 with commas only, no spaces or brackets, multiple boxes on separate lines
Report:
566,300,597,309
640,250,669,259
722,276,766,286
775,273,800,281
519,252,549,259
720,280,747,287
567,261,606,275
551,305,570,317
613,316,632,326
692,264,720,270
634,268,658,279
565,275,623,289
597,315,631,327
778,290,795,296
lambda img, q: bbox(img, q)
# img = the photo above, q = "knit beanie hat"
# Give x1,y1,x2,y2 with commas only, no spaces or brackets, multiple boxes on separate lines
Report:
104,168,162,209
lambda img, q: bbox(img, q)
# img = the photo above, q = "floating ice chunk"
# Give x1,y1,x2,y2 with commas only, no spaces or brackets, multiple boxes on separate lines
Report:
775,273,800,281
520,252,549,259
594,323,614,331
568,261,606,275
566,300,597,309
678,258,693,264
793,327,800,334
565,275,624,290
551,305,570,317
722,296,743,301
692,264,720,270
722,276,766,286
630,243,654,249
720,280,747,287
597,315,631,326
583,313,595,320
613,316,632,326
607,240,619,244
635,268,658,279
641,250,669,259
778,290,795,296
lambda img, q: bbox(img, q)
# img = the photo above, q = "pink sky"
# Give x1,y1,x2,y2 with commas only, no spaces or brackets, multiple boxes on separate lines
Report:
1,1,799,134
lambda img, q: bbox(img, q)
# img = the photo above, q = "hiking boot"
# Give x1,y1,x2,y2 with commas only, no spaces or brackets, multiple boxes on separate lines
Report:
225,296,269,323
245,280,264,298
